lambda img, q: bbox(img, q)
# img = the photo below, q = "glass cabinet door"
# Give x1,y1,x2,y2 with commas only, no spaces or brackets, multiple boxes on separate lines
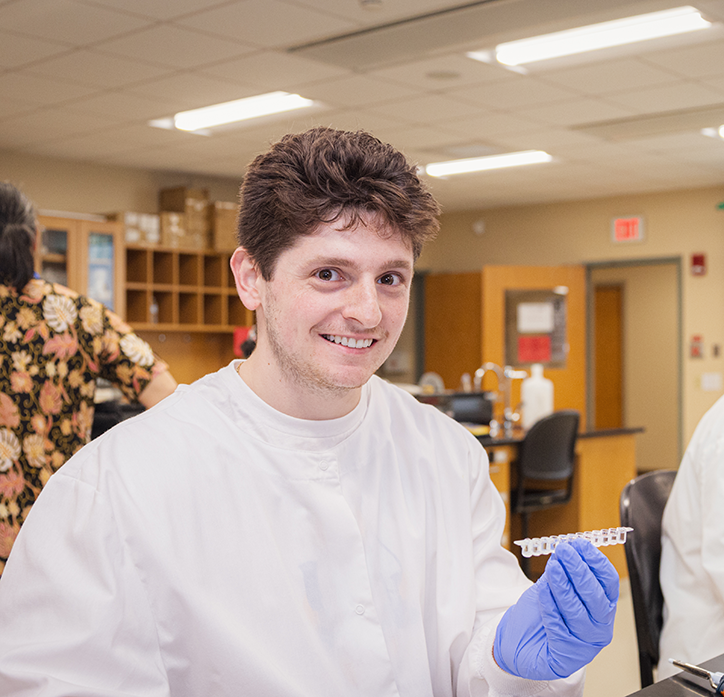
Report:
36,216,79,290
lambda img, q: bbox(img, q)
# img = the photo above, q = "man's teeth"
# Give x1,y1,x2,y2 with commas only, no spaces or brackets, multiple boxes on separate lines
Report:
324,335,374,349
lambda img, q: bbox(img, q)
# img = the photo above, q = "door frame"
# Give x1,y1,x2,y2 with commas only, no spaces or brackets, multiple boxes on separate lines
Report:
585,256,683,462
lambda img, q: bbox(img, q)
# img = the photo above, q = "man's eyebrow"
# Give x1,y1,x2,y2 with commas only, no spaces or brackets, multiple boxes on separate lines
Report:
308,257,414,272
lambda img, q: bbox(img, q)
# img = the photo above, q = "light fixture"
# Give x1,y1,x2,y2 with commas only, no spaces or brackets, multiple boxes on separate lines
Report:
467,6,712,67
424,150,552,177
172,91,315,132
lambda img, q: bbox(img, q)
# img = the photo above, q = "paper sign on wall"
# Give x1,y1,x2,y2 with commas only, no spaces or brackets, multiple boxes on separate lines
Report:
517,302,554,333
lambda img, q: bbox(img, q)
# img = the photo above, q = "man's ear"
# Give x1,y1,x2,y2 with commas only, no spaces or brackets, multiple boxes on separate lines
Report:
230,247,262,311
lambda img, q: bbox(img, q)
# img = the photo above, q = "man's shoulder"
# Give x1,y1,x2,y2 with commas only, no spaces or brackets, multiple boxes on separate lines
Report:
368,376,474,436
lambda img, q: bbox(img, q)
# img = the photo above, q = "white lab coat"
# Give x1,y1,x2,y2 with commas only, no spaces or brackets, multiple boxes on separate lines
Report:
0,362,583,697
659,394,724,679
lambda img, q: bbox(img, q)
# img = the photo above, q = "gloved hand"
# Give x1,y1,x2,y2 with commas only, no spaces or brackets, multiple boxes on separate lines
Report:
493,538,619,681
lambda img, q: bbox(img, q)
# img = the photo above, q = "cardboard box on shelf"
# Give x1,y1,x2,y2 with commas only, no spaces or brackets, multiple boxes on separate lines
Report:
209,201,238,252
159,187,210,245
158,187,209,213
160,212,209,250
106,211,160,245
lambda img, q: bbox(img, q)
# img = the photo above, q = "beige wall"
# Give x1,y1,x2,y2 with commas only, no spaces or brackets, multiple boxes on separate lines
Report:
0,148,240,214
590,263,679,472
418,185,724,447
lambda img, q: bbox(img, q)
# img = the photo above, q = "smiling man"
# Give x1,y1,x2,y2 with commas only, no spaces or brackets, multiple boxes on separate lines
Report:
0,128,618,697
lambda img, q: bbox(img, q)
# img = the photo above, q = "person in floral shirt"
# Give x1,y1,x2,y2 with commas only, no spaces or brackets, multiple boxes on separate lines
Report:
0,182,177,573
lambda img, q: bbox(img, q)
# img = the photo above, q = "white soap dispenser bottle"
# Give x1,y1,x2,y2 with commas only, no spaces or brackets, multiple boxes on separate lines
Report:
521,363,554,430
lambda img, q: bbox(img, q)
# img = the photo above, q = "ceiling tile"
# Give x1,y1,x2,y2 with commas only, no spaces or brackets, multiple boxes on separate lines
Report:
443,111,547,139
127,73,260,113
449,75,579,110
292,0,468,24
300,74,422,109
606,81,724,113
0,108,121,149
0,30,70,68
516,98,635,127
173,0,355,49
101,24,256,70
0,98,38,120
26,48,172,89
543,58,681,94
66,91,173,122
490,128,600,152
0,0,151,45
0,70,95,105
75,0,232,21
200,50,349,91
303,109,403,135
368,94,487,125
368,54,513,91
642,34,724,78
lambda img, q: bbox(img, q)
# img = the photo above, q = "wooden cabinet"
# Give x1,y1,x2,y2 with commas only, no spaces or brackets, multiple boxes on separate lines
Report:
124,245,253,332
36,215,124,315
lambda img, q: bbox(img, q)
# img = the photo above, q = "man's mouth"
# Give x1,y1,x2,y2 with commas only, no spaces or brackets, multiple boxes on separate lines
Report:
322,334,375,349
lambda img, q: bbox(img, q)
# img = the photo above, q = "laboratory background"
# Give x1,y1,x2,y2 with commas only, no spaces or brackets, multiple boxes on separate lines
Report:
2,0,724,694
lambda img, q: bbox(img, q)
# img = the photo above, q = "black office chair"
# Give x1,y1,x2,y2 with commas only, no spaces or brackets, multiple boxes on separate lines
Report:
619,469,677,689
511,409,579,578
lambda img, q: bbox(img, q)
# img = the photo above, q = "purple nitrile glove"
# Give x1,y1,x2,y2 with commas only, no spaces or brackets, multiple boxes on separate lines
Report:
493,538,619,681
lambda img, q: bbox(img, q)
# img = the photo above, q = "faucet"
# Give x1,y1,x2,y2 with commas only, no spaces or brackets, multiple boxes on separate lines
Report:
474,362,528,437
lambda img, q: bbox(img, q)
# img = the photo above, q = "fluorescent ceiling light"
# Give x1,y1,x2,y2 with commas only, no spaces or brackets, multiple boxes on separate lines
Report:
468,6,712,67
173,91,314,131
425,150,552,177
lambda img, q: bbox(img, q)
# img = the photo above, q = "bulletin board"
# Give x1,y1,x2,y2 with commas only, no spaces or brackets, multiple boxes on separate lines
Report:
505,289,567,367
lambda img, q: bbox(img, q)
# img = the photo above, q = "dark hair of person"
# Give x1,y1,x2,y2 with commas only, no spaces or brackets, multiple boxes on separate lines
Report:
237,127,441,280
0,183,37,291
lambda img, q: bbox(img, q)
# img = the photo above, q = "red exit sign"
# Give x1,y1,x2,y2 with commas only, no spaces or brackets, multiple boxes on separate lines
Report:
612,216,645,243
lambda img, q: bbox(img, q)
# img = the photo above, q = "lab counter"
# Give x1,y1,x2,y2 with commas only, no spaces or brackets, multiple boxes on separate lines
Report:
478,427,642,578
626,654,724,696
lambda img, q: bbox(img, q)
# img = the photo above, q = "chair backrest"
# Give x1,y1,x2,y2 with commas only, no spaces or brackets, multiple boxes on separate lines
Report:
619,469,677,688
517,409,580,481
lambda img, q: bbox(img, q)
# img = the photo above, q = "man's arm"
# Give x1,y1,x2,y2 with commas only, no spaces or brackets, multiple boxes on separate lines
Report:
0,470,168,695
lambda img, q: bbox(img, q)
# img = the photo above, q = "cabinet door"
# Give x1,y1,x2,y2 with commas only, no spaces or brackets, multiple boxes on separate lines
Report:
76,220,124,316
35,216,124,315
35,216,80,290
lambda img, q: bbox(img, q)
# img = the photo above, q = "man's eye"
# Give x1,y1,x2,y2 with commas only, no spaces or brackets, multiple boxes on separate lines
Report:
315,269,341,281
378,273,402,286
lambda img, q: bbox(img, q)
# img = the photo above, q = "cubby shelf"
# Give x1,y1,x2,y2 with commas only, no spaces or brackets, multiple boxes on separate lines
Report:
124,245,252,332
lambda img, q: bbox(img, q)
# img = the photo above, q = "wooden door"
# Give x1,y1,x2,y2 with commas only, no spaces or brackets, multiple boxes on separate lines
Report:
481,265,586,423
594,284,623,429
424,272,481,390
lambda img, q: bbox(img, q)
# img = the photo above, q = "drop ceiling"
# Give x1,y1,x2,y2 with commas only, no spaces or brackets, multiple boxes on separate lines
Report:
2,0,724,211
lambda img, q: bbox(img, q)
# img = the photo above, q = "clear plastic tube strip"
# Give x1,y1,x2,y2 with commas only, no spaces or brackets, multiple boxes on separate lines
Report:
514,526,634,558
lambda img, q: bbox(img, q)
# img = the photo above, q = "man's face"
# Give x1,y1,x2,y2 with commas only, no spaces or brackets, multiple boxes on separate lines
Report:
252,217,413,405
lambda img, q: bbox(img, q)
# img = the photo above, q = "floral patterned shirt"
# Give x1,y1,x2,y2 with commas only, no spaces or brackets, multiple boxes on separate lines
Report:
0,279,169,573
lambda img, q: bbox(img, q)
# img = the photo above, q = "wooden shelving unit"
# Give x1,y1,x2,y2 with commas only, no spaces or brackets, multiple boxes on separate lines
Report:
124,245,253,332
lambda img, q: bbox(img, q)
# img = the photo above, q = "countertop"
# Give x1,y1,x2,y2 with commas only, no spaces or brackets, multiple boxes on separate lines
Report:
475,426,644,447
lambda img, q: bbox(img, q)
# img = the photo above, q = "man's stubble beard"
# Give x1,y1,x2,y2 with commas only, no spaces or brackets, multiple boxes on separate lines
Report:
262,289,384,397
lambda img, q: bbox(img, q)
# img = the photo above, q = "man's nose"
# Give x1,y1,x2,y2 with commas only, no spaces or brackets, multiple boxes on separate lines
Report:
342,281,382,327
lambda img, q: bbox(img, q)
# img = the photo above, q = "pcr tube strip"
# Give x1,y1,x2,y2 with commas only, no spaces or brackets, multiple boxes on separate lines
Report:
514,526,634,558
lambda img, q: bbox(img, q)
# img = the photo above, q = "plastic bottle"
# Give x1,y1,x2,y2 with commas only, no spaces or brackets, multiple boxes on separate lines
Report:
150,296,159,324
521,363,554,430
